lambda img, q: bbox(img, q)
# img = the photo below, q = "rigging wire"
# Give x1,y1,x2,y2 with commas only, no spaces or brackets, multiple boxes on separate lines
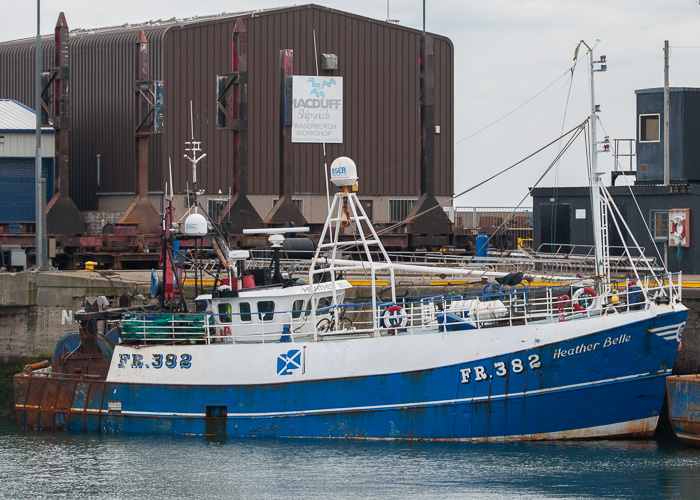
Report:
549,42,586,250
375,120,588,237
473,120,588,259
454,58,585,147
173,56,591,197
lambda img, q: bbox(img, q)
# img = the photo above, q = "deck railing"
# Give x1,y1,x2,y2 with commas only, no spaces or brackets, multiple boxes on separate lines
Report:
116,274,682,345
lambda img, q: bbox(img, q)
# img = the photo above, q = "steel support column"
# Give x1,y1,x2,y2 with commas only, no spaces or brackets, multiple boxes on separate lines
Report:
265,49,307,227
406,34,452,248
45,12,85,236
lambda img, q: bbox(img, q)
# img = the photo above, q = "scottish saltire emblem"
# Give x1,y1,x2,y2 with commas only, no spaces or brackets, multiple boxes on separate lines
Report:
277,350,302,375
652,323,685,342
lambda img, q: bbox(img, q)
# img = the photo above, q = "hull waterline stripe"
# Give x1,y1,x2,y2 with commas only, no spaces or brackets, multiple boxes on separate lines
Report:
33,369,670,419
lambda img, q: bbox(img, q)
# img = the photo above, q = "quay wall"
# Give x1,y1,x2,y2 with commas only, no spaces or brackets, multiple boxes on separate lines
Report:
0,271,150,362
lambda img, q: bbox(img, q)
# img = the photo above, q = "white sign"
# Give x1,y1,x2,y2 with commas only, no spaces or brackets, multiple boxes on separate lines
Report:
292,76,343,144
575,209,586,220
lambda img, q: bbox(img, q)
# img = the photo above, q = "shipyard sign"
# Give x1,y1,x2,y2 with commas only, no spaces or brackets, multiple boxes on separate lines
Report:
292,76,343,143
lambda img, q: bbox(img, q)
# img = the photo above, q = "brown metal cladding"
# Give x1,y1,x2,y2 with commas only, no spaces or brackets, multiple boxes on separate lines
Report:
0,5,453,210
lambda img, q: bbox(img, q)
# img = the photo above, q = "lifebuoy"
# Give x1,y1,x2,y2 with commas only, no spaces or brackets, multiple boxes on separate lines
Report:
382,305,407,333
672,217,686,239
572,287,597,312
672,216,687,245
558,295,570,322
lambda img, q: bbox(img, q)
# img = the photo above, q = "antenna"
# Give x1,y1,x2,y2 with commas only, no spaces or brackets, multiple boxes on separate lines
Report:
312,29,331,213
183,101,207,212
168,157,174,201
190,100,195,141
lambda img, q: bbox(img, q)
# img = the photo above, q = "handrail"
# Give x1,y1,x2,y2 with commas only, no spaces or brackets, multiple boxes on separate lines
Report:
116,273,682,345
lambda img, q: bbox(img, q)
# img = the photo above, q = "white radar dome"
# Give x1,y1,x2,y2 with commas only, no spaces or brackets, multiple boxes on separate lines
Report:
330,156,358,187
184,212,208,237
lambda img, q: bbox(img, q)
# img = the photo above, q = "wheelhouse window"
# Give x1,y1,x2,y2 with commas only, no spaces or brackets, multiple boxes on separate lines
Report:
217,303,232,323
316,296,332,313
639,114,660,142
291,299,305,319
239,302,252,322
650,210,668,242
258,301,275,322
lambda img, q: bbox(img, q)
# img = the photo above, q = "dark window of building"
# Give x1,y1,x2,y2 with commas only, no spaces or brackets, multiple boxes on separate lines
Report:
258,301,275,322
389,199,416,222
272,198,304,215
640,114,660,142
208,199,228,222
651,210,668,241
239,302,251,322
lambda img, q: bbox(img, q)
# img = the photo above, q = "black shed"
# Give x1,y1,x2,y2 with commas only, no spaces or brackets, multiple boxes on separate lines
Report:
531,87,700,275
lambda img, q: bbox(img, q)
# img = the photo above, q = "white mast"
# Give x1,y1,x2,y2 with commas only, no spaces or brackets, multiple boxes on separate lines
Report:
581,41,610,286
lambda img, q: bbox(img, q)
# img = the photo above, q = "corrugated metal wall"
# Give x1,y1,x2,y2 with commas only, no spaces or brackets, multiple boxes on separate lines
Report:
0,131,54,157
68,27,167,208
0,157,54,223
0,5,453,210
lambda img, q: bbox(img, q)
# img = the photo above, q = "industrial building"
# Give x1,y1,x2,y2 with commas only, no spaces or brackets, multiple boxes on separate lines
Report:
531,87,700,274
0,5,454,234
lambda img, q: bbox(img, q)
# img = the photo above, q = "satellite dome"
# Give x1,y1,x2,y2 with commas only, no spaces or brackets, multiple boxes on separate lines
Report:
184,212,208,236
330,156,358,187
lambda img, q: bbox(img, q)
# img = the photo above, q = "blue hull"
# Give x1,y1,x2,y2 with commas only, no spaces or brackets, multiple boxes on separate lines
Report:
15,310,686,440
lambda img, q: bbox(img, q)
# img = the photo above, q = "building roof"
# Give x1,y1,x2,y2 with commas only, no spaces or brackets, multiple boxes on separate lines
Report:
635,87,700,95
0,99,52,132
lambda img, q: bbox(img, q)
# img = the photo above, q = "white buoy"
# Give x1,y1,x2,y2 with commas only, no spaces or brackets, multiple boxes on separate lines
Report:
329,157,358,187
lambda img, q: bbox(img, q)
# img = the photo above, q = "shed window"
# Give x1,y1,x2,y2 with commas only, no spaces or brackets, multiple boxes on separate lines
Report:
650,210,668,242
389,199,417,222
271,198,304,215
239,302,251,322
258,301,275,322
640,114,660,142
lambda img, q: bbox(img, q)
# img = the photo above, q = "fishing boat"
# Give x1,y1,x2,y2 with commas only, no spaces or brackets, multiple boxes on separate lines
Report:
13,149,688,440
13,40,689,438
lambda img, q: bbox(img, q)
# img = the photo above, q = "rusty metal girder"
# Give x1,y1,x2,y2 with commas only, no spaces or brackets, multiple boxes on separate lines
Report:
216,19,263,231
45,13,86,237
119,30,163,235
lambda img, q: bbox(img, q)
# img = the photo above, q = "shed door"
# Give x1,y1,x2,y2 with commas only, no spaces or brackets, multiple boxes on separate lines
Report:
360,199,373,221
539,203,571,253
0,158,54,223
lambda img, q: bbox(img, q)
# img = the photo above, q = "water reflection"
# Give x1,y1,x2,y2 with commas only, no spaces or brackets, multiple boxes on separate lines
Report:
2,419,700,500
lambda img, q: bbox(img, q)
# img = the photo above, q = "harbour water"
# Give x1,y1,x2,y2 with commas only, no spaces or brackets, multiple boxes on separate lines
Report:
2,418,700,500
